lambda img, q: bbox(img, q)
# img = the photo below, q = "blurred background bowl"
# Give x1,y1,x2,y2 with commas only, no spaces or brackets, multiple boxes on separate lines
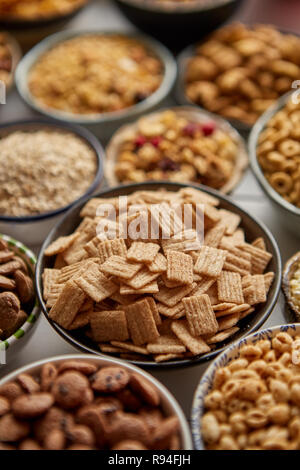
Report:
191,323,300,449
0,119,104,247
0,0,91,52
105,106,249,193
113,0,245,50
36,181,281,369
249,92,300,238
0,234,40,366
0,353,193,449
15,30,177,141
1,32,22,94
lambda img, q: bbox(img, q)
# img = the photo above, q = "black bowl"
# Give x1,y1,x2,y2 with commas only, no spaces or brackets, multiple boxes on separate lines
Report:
36,181,281,369
113,0,245,50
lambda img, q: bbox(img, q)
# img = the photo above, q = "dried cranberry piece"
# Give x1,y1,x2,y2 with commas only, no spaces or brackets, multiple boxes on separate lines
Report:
201,121,216,136
134,135,147,148
158,157,180,172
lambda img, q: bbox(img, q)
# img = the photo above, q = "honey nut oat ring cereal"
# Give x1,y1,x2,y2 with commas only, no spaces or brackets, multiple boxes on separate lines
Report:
28,34,164,116
0,0,88,20
200,327,300,450
256,97,300,210
0,358,182,450
41,187,275,364
106,108,248,193
182,23,300,126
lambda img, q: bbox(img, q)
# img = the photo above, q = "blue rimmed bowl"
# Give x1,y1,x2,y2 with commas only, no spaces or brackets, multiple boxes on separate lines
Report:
191,323,300,450
0,119,104,247
0,234,40,366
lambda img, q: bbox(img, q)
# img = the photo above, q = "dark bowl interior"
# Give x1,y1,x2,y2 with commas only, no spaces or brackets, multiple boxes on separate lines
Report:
36,181,281,369
0,1,89,30
113,0,245,51
0,118,104,223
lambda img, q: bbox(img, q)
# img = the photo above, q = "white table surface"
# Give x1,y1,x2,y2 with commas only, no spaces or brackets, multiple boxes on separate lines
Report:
0,0,299,420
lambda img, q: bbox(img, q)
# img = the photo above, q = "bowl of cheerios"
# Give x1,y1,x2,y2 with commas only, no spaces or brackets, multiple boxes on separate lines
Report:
191,323,300,450
249,92,300,238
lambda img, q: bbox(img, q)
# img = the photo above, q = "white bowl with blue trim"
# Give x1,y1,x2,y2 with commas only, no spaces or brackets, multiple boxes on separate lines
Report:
191,323,300,450
0,234,40,366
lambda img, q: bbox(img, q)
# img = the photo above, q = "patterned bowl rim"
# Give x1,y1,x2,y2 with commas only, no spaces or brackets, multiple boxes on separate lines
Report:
0,234,40,353
0,353,193,449
190,322,300,450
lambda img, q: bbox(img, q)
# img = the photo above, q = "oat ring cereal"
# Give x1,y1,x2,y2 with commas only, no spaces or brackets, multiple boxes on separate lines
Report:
41,186,275,364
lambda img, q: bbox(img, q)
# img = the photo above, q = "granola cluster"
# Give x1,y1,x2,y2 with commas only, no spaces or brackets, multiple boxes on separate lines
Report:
42,188,274,363
0,238,34,341
257,99,300,209
202,330,300,450
28,35,163,115
0,0,87,19
0,130,97,217
185,23,300,125
111,109,242,190
0,359,181,450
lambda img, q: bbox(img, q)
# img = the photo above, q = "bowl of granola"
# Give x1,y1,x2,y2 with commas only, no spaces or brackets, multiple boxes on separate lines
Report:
36,181,281,368
176,23,300,135
191,324,300,450
249,92,300,237
113,0,244,49
0,354,193,450
0,32,21,93
16,30,177,140
0,234,40,366
105,107,248,192
0,0,90,51
0,119,104,246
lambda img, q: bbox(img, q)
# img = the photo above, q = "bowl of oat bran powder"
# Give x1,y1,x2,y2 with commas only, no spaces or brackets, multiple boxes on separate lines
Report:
0,119,104,246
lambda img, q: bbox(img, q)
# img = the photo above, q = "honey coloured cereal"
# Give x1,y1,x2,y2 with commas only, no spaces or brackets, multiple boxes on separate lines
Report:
201,330,300,450
42,188,274,363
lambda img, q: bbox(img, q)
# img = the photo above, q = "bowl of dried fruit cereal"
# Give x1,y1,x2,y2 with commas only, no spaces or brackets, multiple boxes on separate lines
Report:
0,234,40,366
191,323,300,450
16,30,177,140
0,119,104,246
106,107,248,192
249,92,300,237
0,354,193,450
282,253,300,321
0,32,21,93
177,23,300,135
113,0,245,49
36,181,281,368
0,0,90,52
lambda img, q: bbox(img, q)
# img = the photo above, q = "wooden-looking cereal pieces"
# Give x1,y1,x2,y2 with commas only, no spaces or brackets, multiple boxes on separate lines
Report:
0,360,182,450
42,188,274,363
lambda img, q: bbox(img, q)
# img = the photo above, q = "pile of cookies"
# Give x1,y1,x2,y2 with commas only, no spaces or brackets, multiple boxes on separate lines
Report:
185,23,300,125
42,188,274,363
0,239,34,340
257,98,300,209
0,359,181,450
202,330,300,450
110,109,244,191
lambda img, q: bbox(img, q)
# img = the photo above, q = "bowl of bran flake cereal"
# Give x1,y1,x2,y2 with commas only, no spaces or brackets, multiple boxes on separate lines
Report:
16,30,177,140
0,119,104,246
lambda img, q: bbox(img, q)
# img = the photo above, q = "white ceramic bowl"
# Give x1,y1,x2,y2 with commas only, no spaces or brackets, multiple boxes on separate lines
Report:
15,30,177,141
0,119,104,247
191,323,300,450
0,353,193,449
0,234,40,367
